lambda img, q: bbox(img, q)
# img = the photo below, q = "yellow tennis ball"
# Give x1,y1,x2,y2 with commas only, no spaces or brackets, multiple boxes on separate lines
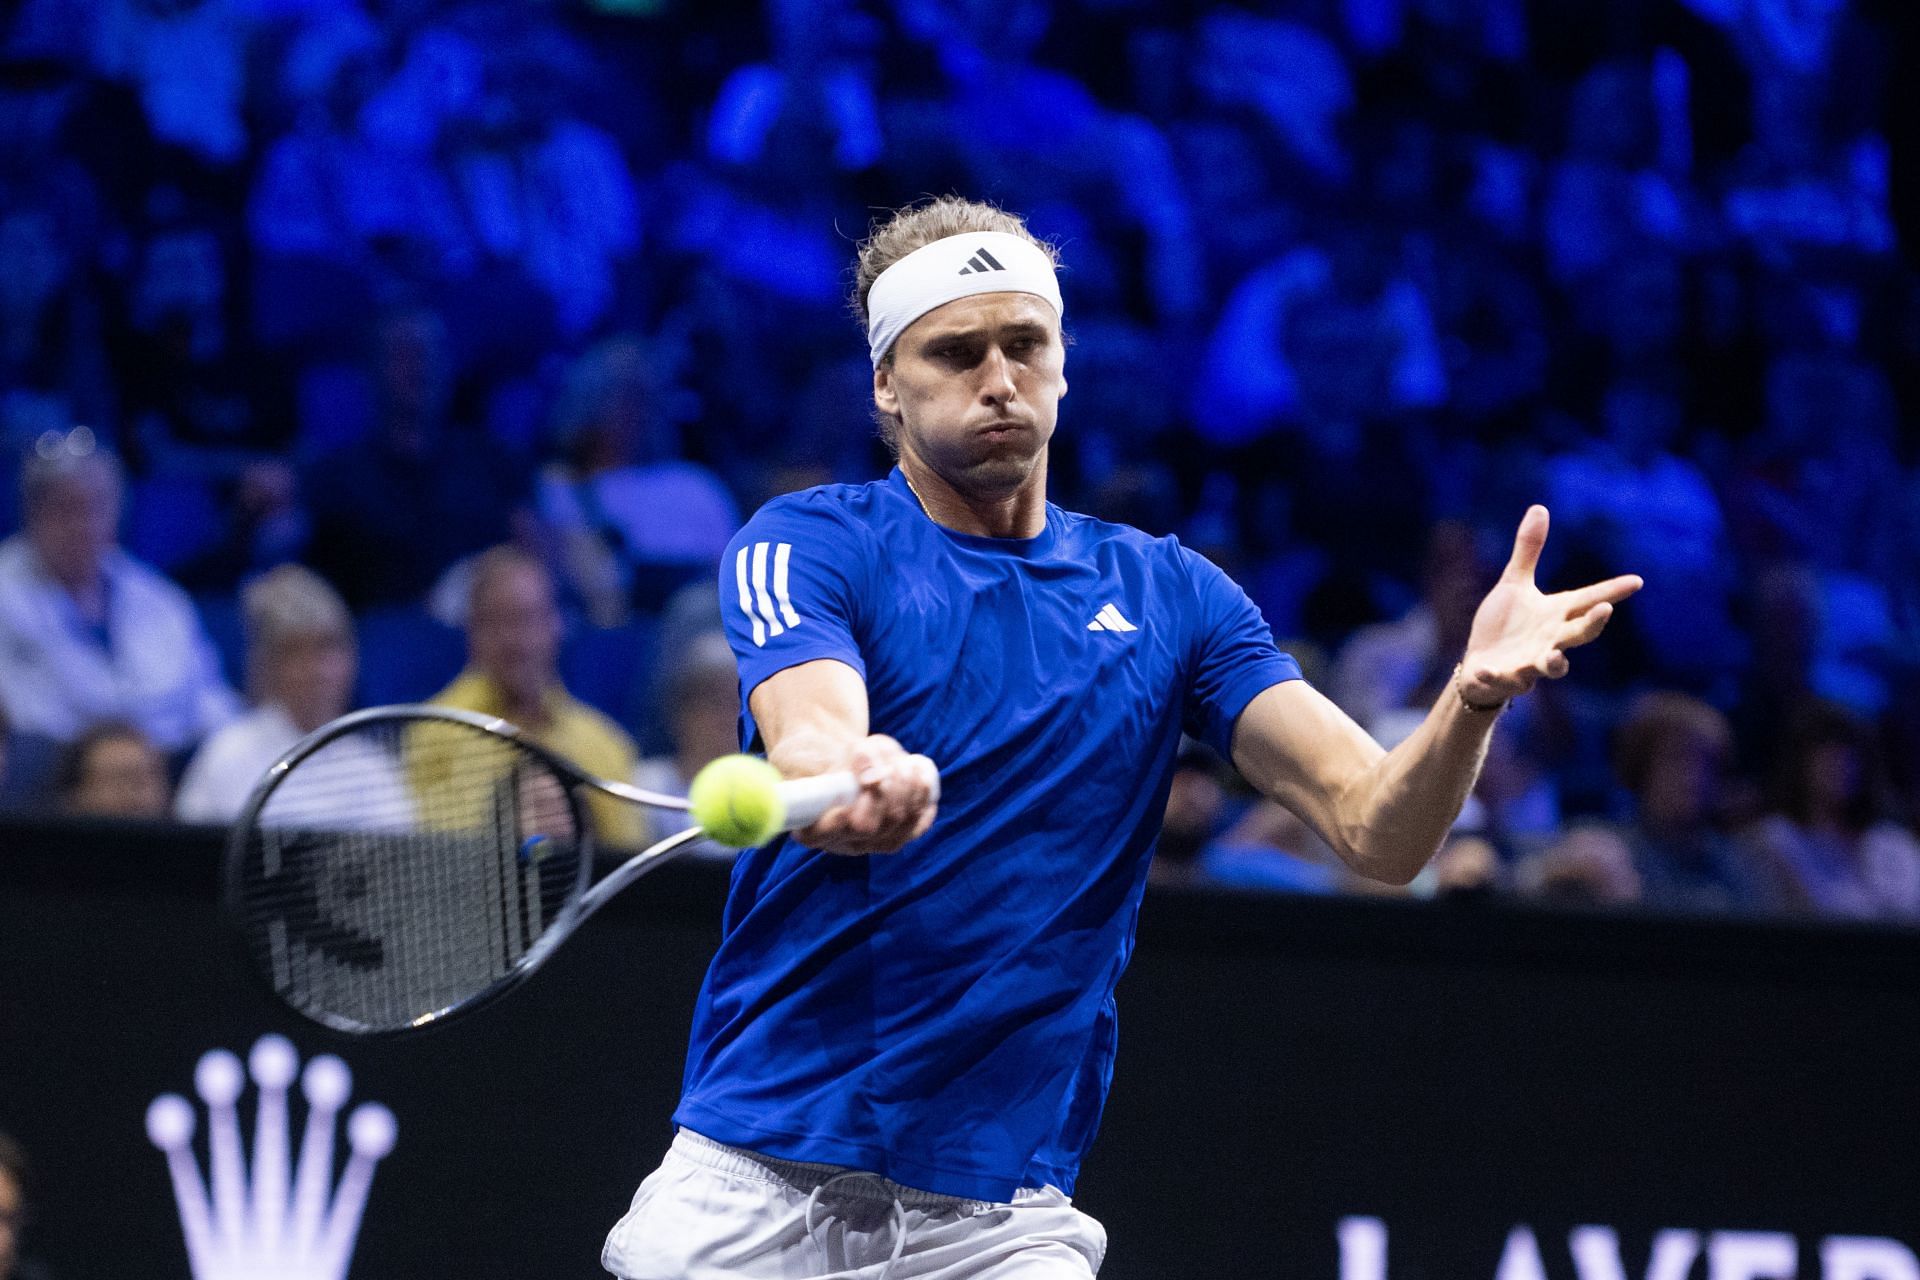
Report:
688,754,787,848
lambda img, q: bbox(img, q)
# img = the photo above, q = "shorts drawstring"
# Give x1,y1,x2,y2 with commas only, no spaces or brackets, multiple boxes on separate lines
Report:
803,1169,908,1280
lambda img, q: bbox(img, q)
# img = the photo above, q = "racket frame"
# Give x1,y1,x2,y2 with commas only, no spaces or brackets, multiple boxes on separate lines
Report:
225,704,706,1036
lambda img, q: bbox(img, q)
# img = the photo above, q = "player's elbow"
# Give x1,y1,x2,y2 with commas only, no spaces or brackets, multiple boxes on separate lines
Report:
1353,858,1425,888
1338,835,1439,887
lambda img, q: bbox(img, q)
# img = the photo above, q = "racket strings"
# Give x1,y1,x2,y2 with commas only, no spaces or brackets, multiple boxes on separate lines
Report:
237,718,583,1032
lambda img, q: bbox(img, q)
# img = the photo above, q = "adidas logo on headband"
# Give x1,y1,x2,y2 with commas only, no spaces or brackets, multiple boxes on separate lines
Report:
956,246,1007,275
866,230,1062,366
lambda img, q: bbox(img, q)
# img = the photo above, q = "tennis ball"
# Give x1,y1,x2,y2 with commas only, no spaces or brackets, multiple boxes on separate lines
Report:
689,754,787,848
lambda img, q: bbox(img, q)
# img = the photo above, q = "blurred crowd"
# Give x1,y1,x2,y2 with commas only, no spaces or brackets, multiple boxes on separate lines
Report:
2,0,1918,923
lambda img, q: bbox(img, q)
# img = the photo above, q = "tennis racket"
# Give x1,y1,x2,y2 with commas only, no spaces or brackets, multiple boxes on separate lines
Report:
224,705,920,1036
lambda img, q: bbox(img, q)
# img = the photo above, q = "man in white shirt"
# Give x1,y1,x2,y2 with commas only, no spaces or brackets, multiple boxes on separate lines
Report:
0,432,239,753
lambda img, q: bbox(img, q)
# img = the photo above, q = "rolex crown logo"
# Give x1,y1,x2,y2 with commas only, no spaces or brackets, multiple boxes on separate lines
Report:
146,1035,397,1280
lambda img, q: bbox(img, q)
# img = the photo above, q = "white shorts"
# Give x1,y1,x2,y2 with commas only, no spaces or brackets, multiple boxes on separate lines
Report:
602,1129,1108,1279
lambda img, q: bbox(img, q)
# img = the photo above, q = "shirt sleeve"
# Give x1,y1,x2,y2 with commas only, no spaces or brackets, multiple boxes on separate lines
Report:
1180,544,1303,758
720,495,870,704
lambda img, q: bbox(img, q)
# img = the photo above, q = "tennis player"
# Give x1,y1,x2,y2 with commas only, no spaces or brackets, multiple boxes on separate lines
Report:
601,196,1642,1279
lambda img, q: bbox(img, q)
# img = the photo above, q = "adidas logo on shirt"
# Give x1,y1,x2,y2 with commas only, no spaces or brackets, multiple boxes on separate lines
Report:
735,541,802,647
956,246,1008,276
1086,604,1138,633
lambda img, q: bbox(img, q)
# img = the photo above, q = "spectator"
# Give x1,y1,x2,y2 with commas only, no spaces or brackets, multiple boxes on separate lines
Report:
303,306,526,610
1726,356,1904,713
1611,692,1777,914
707,0,883,173
113,201,305,590
55,720,170,819
1428,835,1506,898
1540,56,1698,287
1727,561,1821,782
1330,521,1492,731
424,546,640,845
1727,355,1903,582
632,630,745,857
1543,372,1738,687
537,336,739,624
1514,823,1644,907
0,204,113,462
1747,702,1920,921
0,1130,51,1280
0,431,239,752
889,0,1204,321
246,17,468,294
1149,743,1342,893
1191,238,1448,447
175,565,406,824
1193,11,1354,180
1466,698,1571,849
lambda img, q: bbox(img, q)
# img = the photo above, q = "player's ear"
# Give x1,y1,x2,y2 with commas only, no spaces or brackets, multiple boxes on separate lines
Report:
873,360,900,417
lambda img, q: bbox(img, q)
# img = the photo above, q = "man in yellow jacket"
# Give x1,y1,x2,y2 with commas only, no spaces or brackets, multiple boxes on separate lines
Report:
412,545,643,848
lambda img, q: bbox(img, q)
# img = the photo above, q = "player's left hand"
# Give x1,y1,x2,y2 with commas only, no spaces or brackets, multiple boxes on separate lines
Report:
1456,505,1642,708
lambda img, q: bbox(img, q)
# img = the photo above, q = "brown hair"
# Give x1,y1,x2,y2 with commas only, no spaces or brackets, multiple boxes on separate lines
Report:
851,196,1059,335
53,720,154,802
465,545,552,624
1768,700,1893,832
851,196,1059,449
1611,692,1732,796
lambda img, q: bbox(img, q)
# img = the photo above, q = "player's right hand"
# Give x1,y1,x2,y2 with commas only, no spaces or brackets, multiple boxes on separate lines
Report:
800,734,938,855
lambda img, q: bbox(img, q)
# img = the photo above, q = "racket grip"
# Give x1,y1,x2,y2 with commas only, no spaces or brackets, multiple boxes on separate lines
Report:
778,772,859,830
776,762,942,831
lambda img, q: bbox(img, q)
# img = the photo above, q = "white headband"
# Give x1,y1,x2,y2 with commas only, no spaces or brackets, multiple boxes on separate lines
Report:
865,231,1063,368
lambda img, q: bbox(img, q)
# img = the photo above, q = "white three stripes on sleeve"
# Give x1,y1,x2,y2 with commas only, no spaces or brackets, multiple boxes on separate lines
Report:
735,541,803,647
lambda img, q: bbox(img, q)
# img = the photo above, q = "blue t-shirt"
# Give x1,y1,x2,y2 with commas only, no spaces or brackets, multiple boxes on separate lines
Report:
675,469,1301,1200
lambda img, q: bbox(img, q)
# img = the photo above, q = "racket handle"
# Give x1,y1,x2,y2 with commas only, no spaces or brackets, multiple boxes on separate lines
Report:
778,772,859,830
777,761,942,831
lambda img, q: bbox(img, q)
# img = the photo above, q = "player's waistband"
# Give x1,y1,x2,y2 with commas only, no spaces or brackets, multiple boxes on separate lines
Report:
672,1128,1000,1210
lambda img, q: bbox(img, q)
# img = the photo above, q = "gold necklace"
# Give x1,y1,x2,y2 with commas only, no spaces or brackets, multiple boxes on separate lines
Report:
900,467,938,521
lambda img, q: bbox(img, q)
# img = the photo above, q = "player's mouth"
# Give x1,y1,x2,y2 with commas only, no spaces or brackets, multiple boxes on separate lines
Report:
975,420,1029,443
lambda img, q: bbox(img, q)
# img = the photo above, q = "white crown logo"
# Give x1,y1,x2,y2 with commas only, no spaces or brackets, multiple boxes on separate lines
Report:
145,1035,397,1280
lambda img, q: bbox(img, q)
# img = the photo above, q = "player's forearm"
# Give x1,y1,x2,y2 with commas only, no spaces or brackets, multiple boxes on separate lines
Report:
750,659,871,781
1337,686,1498,885
765,724,862,783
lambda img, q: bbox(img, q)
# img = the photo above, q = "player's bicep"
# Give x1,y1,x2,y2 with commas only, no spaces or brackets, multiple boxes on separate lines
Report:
1228,681,1385,858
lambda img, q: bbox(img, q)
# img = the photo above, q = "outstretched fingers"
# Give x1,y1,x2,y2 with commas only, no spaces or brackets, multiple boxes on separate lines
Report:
1560,574,1644,615
1558,600,1615,650
1501,505,1550,584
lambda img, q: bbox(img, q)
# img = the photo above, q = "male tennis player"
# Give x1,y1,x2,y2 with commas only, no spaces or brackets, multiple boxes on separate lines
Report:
602,196,1641,1279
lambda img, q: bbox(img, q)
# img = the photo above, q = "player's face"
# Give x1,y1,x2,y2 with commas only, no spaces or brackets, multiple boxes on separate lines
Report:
875,292,1067,499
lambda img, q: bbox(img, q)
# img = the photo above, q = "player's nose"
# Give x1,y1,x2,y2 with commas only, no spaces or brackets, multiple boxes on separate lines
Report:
978,347,1017,403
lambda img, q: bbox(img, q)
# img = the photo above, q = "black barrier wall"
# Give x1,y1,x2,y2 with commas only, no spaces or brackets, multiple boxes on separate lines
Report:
5,816,1920,1280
